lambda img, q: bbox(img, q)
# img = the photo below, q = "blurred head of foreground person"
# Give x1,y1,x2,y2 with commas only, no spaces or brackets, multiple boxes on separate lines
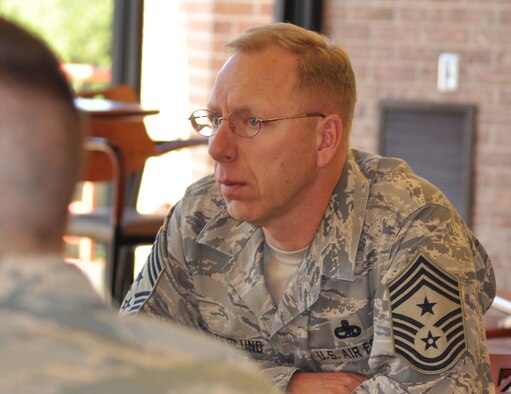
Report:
121,22,496,393
0,17,280,394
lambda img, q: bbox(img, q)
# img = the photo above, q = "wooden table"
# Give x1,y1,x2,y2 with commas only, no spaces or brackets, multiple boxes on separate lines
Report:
74,97,159,118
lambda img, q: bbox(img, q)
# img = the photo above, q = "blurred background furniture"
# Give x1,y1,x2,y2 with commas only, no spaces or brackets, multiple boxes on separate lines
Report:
489,353,511,393
68,84,207,305
487,294,511,392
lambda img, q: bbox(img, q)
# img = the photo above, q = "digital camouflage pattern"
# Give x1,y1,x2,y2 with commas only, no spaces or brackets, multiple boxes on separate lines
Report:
121,149,496,393
0,255,280,394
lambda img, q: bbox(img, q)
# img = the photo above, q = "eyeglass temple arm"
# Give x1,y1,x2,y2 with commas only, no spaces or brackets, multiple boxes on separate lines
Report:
259,113,325,123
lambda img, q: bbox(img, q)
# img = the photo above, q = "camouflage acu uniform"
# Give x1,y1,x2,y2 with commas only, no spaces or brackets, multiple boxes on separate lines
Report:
0,255,280,394
122,149,496,393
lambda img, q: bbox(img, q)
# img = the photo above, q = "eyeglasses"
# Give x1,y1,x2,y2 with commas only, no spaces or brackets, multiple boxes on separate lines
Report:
188,109,325,138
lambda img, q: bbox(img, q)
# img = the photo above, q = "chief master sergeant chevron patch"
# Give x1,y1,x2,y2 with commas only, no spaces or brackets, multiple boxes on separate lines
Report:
389,250,466,374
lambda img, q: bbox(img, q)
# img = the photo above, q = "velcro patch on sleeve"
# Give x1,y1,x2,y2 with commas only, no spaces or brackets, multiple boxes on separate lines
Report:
389,250,466,374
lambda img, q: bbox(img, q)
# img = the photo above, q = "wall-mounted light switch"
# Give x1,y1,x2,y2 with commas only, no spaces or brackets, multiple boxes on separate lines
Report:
437,53,460,92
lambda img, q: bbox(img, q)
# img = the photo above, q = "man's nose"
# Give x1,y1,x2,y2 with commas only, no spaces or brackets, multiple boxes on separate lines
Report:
208,118,237,163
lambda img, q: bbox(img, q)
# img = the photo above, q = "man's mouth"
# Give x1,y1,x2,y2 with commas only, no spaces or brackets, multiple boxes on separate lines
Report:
218,179,246,196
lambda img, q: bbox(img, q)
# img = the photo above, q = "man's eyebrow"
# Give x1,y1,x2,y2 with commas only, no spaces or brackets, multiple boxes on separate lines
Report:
206,104,219,113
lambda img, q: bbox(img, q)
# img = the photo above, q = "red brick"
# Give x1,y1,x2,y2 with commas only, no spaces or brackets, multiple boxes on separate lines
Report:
471,28,511,46
323,3,348,21
371,26,418,41
236,21,270,35
478,150,511,167
180,1,213,13
374,65,416,81
420,27,467,43
497,49,511,65
493,128,511,145
459,49,492,64
214,2,253,15
214,21,231,34
500,8,511,23
418,0,463,2
447,9,492,24
431,88,493,104
350,7,395,21
487,171,511,189
328,24,370,41
397,47,439,62
255,2,273,17
479,109,511,125
499,88,511,104
186,20,213,33
468,66,511,84
349,45,392,60
398,8,445,22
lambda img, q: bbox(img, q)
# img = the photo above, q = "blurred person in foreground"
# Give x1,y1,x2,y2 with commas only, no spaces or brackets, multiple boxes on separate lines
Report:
0,16,279,394
121,23,496,393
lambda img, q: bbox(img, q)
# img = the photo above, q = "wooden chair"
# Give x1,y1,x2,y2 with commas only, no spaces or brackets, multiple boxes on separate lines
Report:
490,353,511,392
67,84,207,304
487,294,511,392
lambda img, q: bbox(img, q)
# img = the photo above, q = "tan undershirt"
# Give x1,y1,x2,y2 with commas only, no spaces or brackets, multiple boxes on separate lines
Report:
263,241,308,303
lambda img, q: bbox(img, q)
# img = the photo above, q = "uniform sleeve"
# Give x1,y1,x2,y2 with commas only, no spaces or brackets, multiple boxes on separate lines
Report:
353,204,496,394
256,361,299,390
119,203,201,327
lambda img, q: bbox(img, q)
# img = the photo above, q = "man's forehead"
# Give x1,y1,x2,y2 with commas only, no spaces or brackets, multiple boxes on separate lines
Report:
234,45,295,65
209,48,298,109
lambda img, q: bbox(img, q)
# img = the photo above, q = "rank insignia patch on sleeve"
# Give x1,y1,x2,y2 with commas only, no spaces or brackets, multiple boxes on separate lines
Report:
389,251,466,374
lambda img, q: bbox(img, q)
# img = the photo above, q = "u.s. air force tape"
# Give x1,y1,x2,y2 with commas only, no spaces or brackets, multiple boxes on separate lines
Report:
389,250,466,374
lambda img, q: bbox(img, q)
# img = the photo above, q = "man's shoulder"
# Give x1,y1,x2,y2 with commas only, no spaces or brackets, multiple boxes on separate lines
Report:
0,274,276,393
181,174,225,211
168,174,228,235
83,312,277,393
0,314,276,393
115,311,250,362
350,149,451,209
185,173,217,197
351,149,424,185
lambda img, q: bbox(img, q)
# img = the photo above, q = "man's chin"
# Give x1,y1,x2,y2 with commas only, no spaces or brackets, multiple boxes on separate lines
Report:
226,205,246,221
225,202,258,224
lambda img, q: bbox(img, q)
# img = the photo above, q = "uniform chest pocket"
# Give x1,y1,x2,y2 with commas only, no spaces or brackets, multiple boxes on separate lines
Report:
203,323,271,361
197,299,271,361
310,338,373,364
308,313,373,370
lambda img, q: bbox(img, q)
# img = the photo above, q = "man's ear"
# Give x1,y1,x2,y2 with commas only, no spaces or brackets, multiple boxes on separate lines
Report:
316,114,343,168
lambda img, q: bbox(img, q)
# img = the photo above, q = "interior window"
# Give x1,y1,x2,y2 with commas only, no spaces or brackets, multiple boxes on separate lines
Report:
0,0,115,297
0,0,114,92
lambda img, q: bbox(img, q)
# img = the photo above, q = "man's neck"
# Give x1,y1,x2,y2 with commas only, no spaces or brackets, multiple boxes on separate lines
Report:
263,178,339,251
262,150,348,251
0,239,64,256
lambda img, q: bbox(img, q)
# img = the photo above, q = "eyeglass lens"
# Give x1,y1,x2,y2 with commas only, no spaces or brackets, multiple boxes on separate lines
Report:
190,110,259,138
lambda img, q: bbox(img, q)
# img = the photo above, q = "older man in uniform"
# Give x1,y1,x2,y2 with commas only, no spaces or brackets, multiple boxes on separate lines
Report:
0,16,279,394
122,23,496,393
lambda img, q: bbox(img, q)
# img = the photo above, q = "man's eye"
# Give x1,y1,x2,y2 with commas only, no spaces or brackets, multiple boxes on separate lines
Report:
247,117,260,127
210,116,222,127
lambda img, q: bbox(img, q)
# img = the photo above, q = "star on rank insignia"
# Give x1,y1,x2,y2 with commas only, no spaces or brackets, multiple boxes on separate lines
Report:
389,250,466,374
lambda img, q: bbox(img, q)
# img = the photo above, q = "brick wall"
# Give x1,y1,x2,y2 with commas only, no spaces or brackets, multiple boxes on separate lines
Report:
180,0,273,109
323,0,511,292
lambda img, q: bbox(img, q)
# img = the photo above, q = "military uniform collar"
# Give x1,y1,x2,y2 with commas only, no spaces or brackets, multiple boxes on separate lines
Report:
196,208,258,255
197,150,369,281
312,150,369,281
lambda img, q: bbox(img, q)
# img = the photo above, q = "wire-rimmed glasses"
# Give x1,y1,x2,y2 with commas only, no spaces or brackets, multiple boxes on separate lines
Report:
188,109,325,138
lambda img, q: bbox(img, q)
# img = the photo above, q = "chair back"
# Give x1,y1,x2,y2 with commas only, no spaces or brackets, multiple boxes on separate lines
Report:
490,353,511,393
79,84,156,181
70,84,208,303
